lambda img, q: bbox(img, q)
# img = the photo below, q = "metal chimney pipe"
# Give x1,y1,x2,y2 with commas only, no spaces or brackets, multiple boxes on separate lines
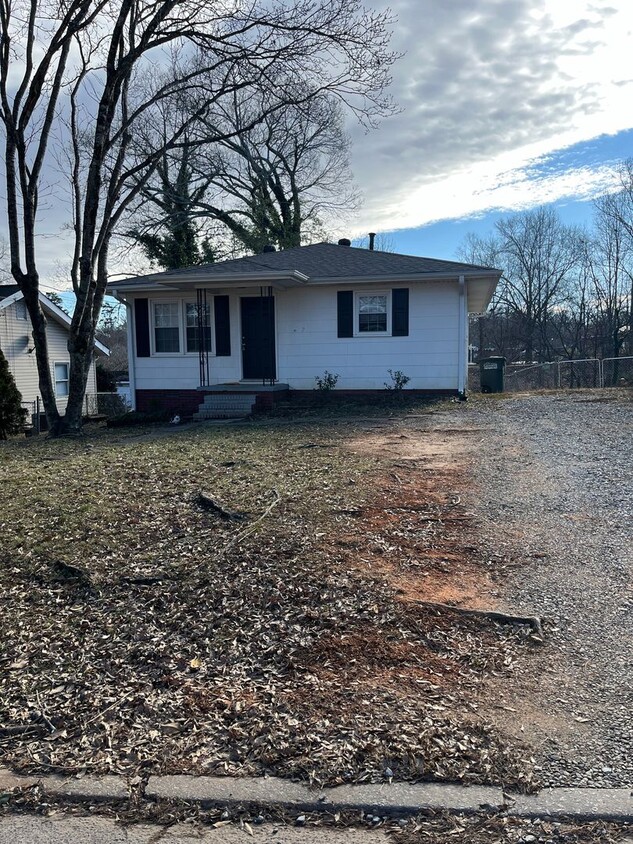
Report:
368,232,376,251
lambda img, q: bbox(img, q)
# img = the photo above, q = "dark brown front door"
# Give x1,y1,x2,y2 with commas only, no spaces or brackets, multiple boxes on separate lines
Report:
241,296,276,381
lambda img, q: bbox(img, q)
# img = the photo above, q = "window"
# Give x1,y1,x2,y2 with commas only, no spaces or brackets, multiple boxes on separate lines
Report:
357,293,389,334
54,362,69,397
153,302,180,353
185,302,212,353
15,301,27,320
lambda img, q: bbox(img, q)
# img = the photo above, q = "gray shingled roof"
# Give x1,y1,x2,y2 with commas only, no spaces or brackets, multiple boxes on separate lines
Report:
109,242,499,290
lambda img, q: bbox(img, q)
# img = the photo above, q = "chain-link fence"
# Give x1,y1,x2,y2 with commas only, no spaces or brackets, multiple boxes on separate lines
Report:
602,356,633,387
83,392,128,418
470,356,633,393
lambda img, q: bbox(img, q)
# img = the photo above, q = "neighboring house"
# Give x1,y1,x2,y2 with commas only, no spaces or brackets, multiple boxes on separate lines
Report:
107,240,501,417
0,285,109,421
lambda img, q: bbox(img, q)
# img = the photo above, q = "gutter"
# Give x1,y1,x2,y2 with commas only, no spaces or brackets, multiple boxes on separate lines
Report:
457,275,467,398
108,270,501,294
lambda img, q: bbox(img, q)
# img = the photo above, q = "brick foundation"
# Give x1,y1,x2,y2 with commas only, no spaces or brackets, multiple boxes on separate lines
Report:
135,389,202,417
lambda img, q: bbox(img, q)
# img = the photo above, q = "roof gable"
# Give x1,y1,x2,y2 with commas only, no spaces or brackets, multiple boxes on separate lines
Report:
0,287,110,356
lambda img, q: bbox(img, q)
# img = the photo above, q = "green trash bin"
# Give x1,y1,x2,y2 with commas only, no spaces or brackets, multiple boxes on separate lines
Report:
479,356,506,393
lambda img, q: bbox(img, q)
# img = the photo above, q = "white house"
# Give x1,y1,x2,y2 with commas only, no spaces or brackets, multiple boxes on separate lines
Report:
0,285,109,423
108,241,501,417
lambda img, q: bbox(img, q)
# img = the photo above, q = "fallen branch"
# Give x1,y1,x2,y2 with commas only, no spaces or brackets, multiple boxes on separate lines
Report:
119,576,165,585
411,599,543,639
0,724,48,737
194,493,246,521
221,489,281,556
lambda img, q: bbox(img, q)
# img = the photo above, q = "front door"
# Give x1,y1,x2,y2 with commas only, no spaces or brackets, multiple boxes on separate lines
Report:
241,296,276,381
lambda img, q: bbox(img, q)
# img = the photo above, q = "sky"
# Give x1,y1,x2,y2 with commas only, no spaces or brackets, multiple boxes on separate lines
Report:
3,0,633,307
345,0,633,260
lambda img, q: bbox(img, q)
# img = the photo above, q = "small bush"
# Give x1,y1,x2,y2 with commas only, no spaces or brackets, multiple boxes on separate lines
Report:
0,348,27,439
314,370,340,391
384,369,411,391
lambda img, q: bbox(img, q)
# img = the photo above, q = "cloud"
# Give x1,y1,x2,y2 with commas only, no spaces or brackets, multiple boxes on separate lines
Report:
348,0,633,233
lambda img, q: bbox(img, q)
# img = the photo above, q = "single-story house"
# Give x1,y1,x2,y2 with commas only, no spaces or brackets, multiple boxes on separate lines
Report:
0,285,109,421
107,240,501,417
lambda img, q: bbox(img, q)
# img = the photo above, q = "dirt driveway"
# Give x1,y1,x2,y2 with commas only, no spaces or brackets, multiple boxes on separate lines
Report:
351,391,632,789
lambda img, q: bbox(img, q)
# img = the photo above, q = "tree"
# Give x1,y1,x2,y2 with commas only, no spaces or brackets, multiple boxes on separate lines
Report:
129,88,357,258
460,209,584,362
0,348,26,439
96,300,128,378
44,292,70,314
0,0,396,435
590,165,633,361
127,126,219,270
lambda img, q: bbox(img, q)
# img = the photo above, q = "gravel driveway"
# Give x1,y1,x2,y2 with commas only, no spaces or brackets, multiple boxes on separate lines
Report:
440,391,633,789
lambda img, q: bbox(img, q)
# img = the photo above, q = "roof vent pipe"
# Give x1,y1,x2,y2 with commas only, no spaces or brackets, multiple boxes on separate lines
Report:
368,232,376,251
337,238,351,247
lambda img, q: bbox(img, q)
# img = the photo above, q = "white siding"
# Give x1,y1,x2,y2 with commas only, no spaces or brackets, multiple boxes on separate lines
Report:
277,283,459,390
0,302,99,413
131,281,461,392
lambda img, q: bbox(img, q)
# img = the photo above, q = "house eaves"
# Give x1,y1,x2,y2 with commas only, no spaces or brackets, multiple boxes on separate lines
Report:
110,270,309,293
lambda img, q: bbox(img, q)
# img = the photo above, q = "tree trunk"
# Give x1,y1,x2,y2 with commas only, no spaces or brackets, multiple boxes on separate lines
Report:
21,283,62,435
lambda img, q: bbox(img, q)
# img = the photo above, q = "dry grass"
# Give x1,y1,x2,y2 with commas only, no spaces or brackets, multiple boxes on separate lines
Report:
0,418,536,789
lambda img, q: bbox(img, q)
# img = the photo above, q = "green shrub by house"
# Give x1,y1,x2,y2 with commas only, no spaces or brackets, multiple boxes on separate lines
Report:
0,348,27,439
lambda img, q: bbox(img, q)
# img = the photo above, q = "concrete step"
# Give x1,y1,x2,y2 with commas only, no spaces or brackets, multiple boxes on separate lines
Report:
199,394,256,404
195,392,257,419
194,408,252,419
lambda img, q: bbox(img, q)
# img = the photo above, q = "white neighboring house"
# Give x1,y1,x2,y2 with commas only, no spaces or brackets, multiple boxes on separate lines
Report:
0,285,109,422
108,241,501,417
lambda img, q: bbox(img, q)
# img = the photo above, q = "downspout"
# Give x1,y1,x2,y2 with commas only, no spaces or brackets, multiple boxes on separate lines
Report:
457,275,467,399
115,294,136,411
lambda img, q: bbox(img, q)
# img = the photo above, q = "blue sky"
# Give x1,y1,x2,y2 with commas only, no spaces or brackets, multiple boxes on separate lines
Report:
344,0,633,259
382,131,633,261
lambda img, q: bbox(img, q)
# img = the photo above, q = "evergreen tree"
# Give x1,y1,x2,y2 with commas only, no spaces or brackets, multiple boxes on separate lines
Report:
0,348,27,439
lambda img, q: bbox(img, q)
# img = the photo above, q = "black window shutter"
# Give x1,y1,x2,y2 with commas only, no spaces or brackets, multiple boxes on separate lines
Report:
392,288,409,336
337,290,353,338
214,295,231,356
134,298,150,357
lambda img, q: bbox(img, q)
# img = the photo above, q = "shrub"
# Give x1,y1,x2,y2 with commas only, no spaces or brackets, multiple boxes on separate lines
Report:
384,369,411,391
314,370,340,391
0,348,27,439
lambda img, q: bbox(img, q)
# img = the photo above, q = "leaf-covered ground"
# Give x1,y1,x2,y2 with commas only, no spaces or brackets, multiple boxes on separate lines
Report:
0,415,535,788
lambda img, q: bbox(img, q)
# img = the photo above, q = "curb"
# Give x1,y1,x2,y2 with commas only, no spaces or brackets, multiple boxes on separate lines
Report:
1,769,632,824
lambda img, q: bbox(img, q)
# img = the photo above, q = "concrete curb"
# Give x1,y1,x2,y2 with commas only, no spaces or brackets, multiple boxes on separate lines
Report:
145,775,503,816
0,769,127,803
1,769,632,823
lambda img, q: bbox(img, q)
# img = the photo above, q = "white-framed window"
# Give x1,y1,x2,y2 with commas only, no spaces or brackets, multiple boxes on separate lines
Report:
355,291,390,336
153,302,181,353
150,299,215,355
54,362,69,397
15,301,28,320
185,302,212,353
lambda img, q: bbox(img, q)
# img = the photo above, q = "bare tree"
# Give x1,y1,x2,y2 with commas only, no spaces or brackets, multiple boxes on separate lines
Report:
129,87,358,259
0,0,396,435
460,210,584,363
586,193,633,366
591,162,633,360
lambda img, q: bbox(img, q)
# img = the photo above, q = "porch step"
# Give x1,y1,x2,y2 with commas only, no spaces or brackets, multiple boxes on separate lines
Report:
193,393,257,420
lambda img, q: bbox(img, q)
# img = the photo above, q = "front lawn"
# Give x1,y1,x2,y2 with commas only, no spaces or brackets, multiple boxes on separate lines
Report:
0,418,534,789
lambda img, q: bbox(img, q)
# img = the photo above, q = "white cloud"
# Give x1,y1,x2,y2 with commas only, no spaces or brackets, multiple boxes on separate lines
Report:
348,0,633,234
